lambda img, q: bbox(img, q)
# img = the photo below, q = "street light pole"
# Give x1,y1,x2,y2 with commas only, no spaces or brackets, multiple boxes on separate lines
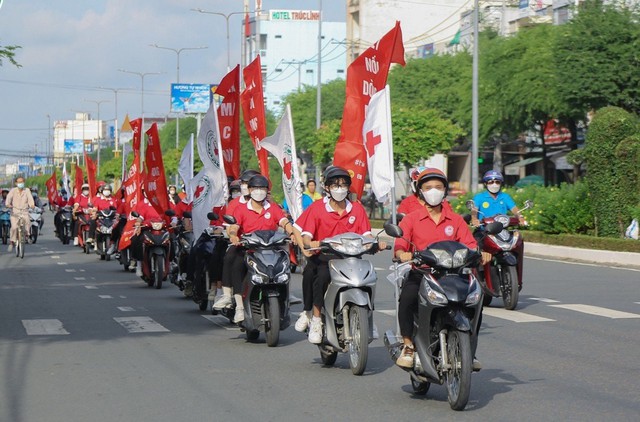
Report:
192,8,246,72
117,69,162,167
471,0,479,193
84,99,110,178
99,87,130,157
46,114,51,171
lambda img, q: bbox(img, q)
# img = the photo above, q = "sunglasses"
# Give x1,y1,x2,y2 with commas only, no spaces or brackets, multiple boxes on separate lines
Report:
486,180,502,185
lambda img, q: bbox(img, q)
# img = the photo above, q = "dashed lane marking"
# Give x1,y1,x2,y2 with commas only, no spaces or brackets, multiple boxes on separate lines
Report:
56,262,67,265
98,295,113,299
377,309,397,317
65,269,76,272
201,315,241,331
22,319,70,335
84,285,97,289
117,306,135,312
549,304,640,319
482,307,555,323
529,297,561,303
50,255,60,259
75,277,86,281
114,317,169,333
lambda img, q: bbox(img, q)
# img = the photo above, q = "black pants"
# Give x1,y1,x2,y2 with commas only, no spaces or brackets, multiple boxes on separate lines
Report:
221,245,247,294
190,235,228,298
54,212,62,235
303,254,334,310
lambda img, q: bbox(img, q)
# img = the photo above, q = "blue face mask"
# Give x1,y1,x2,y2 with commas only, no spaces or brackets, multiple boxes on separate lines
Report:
17,183,25,189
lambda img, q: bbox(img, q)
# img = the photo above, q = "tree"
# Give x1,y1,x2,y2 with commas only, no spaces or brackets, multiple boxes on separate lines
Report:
0,42,21,68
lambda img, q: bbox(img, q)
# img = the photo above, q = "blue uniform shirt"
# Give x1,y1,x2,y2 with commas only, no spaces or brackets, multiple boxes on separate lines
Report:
473,190,516,218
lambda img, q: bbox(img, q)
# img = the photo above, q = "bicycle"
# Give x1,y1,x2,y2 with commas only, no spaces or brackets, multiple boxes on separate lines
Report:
13,208,28,259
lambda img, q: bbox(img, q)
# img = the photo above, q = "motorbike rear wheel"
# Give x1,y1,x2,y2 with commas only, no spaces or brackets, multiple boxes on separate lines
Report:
265,296,281,347
30,229,38,244
154,255,164,289
501,266,519,310
348,305,369,375
445,330,472,411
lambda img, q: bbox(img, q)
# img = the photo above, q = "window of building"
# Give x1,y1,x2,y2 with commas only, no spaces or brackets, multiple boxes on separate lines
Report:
275,68,283,73
275,35,282,39
337,69,345,74
306,69,313,73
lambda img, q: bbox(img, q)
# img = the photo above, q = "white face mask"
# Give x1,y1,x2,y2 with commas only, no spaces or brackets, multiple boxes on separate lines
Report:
240,184,250,197
82,190,89,196
169,190,176,195
250,189,267,202
231,191,241,199
329,187,349,202
103,190,111,197
487,184,501,194
422,188,445,206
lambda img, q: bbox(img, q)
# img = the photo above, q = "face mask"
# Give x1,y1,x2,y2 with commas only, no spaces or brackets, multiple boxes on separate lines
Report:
250,189,267,202
487,184,501,194
231,191,241,199
82,190,89,196
422,188,445,206
241,184,250,197
330,187,349,202
103,190,111,197
17,183,25,189
169,190,176,195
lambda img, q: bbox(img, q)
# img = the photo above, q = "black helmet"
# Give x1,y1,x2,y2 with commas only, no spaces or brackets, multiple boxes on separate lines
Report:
323,166,351,187
240,169,260,183
247,175,269,189
229,179,242,192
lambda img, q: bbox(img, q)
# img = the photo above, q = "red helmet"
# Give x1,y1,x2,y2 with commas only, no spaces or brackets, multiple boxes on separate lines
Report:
409,166,427,194
415,167,448,191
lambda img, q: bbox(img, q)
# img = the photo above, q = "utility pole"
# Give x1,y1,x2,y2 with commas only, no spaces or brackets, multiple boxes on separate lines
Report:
283,60,308,92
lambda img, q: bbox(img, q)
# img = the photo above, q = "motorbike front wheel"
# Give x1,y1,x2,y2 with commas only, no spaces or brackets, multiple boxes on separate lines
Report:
501,266,519,310
445,330,472,411
154,255,164,289
30,229,38,244
348,305,369,375
1,226,8,245
265,296,281,347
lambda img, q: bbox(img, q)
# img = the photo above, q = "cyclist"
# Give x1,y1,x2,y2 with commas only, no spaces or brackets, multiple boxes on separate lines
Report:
5,177,35,252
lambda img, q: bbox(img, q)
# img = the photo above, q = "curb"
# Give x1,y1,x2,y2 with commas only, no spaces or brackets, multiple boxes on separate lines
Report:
525,242,640,269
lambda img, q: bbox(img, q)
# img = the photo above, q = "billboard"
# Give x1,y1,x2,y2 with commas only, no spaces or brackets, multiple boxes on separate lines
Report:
34,156,47,166
64,139,84,154
170,84,215,114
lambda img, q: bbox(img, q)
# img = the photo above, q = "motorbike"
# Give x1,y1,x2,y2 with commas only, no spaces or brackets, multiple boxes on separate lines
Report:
189,213,226,312
58,206,73,245
29,207,43,244
311,232,384,376
223,215,292,347
75,208,92,254
95,207,118,261
0,206,10,245
466,199,533,310
168,211,195,293
383,222,484,411
132,211,171,289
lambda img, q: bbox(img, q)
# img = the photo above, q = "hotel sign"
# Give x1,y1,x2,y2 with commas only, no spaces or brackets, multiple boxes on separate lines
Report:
270,10,320,21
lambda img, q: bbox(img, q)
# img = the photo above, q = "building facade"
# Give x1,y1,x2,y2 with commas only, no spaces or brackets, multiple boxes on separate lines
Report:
53,113,103,164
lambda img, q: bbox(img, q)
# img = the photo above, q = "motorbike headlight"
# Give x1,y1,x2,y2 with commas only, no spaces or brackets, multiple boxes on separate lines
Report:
329,237,372,256
247,259,268,281
425,283,448,306
276,273,289,284
465,276,482,306
251,274,266,284
151,222,164,230
100,226,112,234
452,248,469,268
430,249,452,268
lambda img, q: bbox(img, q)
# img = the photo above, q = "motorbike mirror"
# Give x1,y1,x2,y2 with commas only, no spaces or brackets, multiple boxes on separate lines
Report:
131,211,140,218
207,212,219,221
182,211,192,219
396,213,405,223
383,222,403,238
165,209,176,217
524,199,534,209
462,214,472,224
485,221,504,235
223,214,236,225
465,200,476,211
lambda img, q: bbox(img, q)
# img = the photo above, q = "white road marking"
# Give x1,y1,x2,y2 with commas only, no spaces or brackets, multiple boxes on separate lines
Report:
44,251,54,254
483,307,555,323
57,262,67,265
84,285,97,289
635,302,640,305
549,304,640,319
75,277,86,281
530,297,561,303
527,256,640,272
22,319,70,335
202,315,241,331
98,295,113,299
79,269,85,272
374,267,386,271
119,296,127,299
114,317,169,333
117,306,135,312
50,255,60,259
376,309,397,317
65,269,76,272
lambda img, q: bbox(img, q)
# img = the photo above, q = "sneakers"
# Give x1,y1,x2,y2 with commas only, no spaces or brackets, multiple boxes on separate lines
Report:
7,242,13,252
289,294,303,305
396,344,415,368
73,238,79,246
208,291,218,302
294,311,311,332
107,244,116,255
308,317,323,344
212,294,233,310
135,263,143,277
473,358,482,372
233,307,245,323
86,238,94,244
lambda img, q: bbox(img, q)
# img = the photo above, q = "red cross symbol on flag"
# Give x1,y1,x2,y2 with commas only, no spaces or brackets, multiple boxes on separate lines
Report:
365,130,381,157
283,157,292,180
194,184,205,199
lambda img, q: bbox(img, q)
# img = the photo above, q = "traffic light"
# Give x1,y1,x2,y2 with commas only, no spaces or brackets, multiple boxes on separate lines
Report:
478,157,484,164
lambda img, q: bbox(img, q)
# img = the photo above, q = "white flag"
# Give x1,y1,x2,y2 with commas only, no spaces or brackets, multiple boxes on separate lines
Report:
178,133,194,202
259,104,304,220
193,103,228,236
61,162,70,197
362,85,394,203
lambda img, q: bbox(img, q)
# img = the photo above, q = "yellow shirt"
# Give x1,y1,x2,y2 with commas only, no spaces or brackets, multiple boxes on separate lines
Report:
304,190,323,201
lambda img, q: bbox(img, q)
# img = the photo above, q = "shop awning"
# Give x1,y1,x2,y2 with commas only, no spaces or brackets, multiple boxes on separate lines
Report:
504,157,543,175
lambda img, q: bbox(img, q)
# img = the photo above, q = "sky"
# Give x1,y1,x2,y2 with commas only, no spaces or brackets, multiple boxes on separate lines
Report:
0,0,344,164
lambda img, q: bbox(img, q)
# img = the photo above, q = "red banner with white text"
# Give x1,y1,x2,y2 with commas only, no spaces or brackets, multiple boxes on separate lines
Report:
45,171,59,205
333,22,405,198
217,65,241,180
118,119,142,251
144,123,169,216
84,152,97,196
241,55,270,181
74,164,84,199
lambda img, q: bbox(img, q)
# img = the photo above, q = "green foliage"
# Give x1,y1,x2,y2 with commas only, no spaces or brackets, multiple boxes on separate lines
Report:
583,106,639,237
309,119,341,164
522,230,640,253
615,133,640,221
0,42,21,68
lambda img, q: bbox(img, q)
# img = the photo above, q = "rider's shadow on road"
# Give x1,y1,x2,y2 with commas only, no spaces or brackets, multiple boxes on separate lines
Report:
308,344,393,376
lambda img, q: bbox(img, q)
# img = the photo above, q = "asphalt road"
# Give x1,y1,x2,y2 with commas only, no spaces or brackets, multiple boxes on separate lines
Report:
1,213,639,422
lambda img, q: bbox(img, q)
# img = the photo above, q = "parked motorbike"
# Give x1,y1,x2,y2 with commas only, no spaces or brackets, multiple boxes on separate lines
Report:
466,199,533,310
223,215,292,347
0,206,10,245
95,207,118,261
132,211,171,289
310,232,384,375
58,206,73,245
383,223,483,411
29,207,43,244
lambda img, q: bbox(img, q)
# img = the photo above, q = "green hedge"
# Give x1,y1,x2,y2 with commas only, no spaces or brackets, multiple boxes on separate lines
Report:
522,230,640,253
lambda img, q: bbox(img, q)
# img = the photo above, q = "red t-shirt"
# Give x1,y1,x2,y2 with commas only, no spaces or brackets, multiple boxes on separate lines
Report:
232,200,287,236
94,196,117,211
173,200,192,219
393,204,477,254
397,195,422,215
71,194,91,211
134,199,161,224
294,197,372,240
226,195,248,217
209,205,226,226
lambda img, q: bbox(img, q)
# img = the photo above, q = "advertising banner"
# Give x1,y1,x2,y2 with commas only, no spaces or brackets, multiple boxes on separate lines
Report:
64,139,84,154
170,84,215,114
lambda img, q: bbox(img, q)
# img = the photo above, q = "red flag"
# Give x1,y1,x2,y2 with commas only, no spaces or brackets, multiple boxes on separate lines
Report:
241,55,270,181
118,142,142,251
84,152,97,196
333,22,405,198
45,171,59,205
244,12,250,37
144,123,169,216
217,65,241,180
74,163,84,199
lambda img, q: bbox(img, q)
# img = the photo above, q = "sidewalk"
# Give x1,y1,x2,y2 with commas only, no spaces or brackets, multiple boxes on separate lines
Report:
525,242,640,269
